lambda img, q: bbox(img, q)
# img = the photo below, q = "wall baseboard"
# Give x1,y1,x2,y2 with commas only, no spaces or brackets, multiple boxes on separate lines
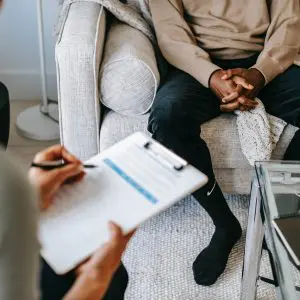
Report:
0,70,57,101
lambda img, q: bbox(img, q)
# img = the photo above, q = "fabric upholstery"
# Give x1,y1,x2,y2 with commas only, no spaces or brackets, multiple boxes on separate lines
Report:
214,169,252,194
99,110,297,168
99,110,297,193
99,21,159,116
56,2,106,160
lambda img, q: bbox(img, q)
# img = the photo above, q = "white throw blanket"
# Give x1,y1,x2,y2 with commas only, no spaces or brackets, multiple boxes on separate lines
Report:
235,99,286,165
57,0,300,166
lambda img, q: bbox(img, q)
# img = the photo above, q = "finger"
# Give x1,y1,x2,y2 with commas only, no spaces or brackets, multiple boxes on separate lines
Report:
41,195,53,211
33,145,81,164
46,165,84,205
238,96,258,109
108,222,133,248
39,164,83,205
40,164,83,196
108,222,123,241
125,229,136,240
239,105,246,112
33,144,64,163
225,79,237,90
222,84,251,104
61,147,82,164
221,68,243,80
53,163,84,185
220,101,240,112
222,91,240,103
232,76,254,90
239,105,253,112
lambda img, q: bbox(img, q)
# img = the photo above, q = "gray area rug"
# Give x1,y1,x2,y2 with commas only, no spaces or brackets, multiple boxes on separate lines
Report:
123,194,277,300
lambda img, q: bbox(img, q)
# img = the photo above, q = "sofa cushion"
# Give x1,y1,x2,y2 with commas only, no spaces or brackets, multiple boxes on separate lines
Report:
99,110,298,170
215,168,252,194
99,21,159,116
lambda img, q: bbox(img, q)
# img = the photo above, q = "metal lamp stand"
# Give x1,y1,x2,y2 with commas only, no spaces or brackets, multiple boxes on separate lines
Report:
16,0,59,141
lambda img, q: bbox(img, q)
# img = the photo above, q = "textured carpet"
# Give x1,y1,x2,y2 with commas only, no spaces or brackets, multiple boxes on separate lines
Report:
123,194,278,300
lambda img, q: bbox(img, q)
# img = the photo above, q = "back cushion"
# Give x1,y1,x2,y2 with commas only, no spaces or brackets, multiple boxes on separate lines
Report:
99,21,159,116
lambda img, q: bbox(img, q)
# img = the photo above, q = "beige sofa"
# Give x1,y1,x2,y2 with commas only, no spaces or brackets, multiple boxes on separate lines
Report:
56,2,298,194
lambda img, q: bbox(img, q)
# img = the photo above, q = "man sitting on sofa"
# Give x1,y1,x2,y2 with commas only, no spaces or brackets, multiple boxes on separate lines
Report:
148,0,300,286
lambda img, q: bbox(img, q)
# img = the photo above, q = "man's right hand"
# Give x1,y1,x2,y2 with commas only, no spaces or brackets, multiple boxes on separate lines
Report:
209,70,257,112
28,145,85,210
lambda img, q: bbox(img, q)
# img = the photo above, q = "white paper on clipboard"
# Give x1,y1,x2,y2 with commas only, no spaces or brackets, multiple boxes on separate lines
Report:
39,132,208,274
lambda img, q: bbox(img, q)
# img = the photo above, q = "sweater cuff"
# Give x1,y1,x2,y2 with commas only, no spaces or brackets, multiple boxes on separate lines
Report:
251,54,283,85
194,60,220,88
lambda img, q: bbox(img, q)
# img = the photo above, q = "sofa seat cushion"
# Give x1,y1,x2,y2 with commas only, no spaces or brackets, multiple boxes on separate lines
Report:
99,110,298,169
99,21,159,116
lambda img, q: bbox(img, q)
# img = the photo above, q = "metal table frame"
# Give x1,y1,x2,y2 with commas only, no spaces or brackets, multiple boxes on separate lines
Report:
240,162,300,300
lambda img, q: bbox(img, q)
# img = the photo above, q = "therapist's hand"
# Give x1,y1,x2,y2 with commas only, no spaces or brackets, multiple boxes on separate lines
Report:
64,222,135,300
28,145,85,210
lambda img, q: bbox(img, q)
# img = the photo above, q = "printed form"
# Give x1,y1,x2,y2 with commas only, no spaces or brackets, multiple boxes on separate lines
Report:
39,133,207,274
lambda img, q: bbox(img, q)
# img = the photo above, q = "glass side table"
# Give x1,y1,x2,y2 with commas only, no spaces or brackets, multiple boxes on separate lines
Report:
241,161,300,300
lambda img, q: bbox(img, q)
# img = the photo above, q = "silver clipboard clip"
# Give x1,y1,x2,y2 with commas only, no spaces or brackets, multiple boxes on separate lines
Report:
143,141,187,171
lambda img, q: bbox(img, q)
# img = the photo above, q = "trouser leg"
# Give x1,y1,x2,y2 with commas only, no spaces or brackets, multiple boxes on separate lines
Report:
40,259,128,300
148,68,237,227
148,68,242,286
258,65,300,161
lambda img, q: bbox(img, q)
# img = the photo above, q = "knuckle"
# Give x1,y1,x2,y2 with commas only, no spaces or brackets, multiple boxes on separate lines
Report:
227,82,234,89
33,152,45,162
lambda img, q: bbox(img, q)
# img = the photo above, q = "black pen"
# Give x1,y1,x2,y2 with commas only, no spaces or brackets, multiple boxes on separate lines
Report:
31,161,97,170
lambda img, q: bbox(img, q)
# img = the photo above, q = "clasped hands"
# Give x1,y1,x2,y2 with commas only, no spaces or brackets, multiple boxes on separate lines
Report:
209,68,265,112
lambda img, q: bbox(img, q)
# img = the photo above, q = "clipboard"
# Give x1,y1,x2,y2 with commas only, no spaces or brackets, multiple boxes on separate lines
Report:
39,132,208,274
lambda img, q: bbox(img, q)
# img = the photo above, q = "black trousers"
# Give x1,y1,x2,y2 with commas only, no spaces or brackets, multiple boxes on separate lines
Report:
148,54,300,216
40,259,129,300
0,82,10,149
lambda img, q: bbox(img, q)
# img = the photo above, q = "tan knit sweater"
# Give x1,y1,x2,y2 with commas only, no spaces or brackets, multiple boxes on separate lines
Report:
149,0,300,87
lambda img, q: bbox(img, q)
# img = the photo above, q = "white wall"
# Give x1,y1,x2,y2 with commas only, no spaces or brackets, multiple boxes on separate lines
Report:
0,0,59,100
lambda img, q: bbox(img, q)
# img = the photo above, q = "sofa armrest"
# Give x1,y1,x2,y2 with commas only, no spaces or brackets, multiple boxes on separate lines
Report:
56,2,106,160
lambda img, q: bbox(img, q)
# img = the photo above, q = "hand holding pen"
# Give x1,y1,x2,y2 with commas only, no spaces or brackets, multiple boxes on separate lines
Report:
28,145,92,210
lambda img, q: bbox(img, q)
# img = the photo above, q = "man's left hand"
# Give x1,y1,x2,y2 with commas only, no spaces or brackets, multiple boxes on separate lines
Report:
65,223,135,300
221,68,265,103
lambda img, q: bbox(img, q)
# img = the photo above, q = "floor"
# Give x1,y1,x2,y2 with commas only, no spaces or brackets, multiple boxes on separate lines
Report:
7,100,59,170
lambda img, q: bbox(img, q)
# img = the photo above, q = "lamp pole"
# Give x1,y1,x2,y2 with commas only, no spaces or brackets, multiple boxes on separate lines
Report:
16,0,59,141
37,0,48,113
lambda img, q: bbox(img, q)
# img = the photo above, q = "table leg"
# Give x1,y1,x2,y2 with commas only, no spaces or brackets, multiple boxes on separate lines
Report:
240,177,265,300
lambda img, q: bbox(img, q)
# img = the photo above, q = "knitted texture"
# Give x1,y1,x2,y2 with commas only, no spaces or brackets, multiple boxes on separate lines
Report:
235,99,287,166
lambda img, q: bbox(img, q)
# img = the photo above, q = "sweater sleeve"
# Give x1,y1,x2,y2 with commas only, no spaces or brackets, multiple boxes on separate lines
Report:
149,0,220,88
252,0,300,84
